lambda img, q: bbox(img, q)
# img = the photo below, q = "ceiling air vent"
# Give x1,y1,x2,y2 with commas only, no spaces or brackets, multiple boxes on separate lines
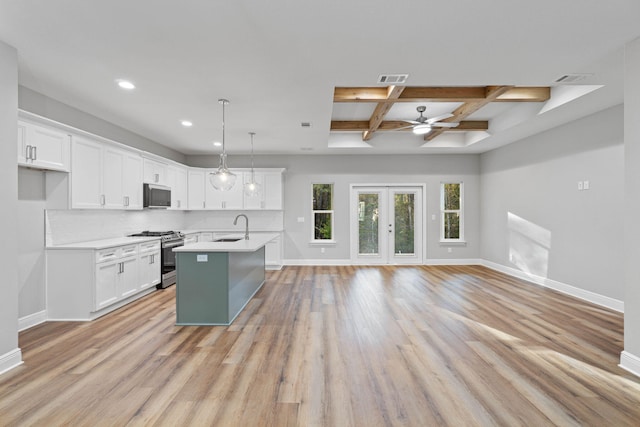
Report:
554,73,593,84
301,122,312,128
377,74,409,84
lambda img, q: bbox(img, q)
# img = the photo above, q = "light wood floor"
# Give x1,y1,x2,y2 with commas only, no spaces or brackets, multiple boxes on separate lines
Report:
1,265,639,426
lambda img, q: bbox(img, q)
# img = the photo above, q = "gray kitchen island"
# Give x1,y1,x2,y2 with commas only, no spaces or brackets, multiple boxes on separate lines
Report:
173,233,278,325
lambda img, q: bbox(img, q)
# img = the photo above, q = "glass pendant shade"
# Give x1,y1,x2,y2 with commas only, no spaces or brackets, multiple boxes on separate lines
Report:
209,98,236,191
244,131,262,197
244,172,262,197
209,153,237,191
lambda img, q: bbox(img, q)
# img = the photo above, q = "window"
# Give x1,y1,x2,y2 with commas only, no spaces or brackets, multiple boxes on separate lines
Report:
312,183,334,241
440,182,463,241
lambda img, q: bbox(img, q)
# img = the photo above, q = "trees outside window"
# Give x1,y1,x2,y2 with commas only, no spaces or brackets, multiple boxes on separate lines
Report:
441,182,463,241
313,183,334,241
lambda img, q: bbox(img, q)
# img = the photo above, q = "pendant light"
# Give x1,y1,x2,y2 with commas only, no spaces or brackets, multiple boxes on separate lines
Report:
209,99,237,191
244,132,262,197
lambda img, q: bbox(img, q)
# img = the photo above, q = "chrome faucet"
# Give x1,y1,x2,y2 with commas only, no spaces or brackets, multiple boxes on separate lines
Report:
234,214,249,240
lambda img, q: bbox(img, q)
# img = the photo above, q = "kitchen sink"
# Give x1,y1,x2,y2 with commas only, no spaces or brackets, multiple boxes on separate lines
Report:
214,238,243,242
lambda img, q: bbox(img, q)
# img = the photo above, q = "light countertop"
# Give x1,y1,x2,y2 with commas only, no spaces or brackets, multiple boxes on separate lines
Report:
47,236,161,250
174,233,278,253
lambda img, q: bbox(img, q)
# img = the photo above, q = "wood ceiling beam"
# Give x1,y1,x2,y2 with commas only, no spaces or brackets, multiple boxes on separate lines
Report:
334,86,550,103
363,85,405,141
425,85,512,141
331,120,489,132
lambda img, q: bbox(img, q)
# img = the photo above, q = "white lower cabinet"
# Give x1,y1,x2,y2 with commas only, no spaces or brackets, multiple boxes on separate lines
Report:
139,241,161,290
47,240,161,320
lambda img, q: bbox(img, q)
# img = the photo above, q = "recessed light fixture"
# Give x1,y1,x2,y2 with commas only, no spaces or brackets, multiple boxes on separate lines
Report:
301,122,312,128
181,120,193,127
116,79,135,90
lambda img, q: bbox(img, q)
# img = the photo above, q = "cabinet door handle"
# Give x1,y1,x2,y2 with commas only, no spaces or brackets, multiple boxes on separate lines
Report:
126,196,130,207
25,145,31,160
101,195,106,206
154,173,159,183
202,201,205,209
177,200,180,208
32,146,37,161
222,201,226,209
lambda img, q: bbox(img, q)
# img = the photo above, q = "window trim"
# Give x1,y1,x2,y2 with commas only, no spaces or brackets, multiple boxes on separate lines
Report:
311,182,335,243
440,181,465,243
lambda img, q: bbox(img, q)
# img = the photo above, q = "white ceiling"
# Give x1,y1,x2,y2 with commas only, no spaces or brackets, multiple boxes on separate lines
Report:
0,0,638,155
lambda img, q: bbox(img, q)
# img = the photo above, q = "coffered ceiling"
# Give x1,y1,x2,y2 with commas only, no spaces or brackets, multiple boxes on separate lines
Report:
0,1,638,156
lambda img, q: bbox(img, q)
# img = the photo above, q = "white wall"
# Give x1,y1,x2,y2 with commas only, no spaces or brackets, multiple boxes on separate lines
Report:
480,105,624,302
0,40,21,372
187,154,482,262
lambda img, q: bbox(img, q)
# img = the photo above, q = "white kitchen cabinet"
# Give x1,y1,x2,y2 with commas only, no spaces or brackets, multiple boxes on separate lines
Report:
72,137,143,210
71,136,104,209
143,158,168,185
206,168,244,209
242,170,284,210
139,241,161,290
17,120,70,172
183,233,199,245
200,232,214,242
167,165,188,210
47,240,160,320
187,169,206,210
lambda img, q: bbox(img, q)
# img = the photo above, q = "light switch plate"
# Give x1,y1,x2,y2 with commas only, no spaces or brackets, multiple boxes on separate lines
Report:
578,181,583,190
583,180,590,190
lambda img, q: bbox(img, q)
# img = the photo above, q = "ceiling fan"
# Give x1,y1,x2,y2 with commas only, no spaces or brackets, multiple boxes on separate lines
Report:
399,106,459,135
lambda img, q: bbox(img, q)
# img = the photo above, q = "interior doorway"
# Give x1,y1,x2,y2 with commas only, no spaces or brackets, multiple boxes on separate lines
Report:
350,185,424,264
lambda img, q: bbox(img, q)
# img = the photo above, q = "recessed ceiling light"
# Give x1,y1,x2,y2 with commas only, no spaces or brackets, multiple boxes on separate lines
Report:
212,141,222,147
116,79,135,90
181,120,193,127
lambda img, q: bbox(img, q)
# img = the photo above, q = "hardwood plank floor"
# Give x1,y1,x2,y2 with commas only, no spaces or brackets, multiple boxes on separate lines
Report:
1,265,639,426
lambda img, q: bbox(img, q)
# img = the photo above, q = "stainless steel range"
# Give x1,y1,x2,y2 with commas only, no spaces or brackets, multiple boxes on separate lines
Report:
129,231,184,288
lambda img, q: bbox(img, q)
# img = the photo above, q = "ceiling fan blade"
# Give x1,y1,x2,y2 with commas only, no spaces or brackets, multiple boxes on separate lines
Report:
431,122,459,128
426,113,454,124
402,120,420,125
394,124,415,130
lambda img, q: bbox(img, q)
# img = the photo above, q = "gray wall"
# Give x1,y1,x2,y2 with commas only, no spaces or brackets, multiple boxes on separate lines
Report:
187,154,482,262
0,40,20,366
18,86,186,164
624,38,640,361
480,104,624,300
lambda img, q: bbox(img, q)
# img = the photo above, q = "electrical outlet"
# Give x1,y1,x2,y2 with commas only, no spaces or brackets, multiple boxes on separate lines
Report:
578,181,583,190
447,248,452,253
320,247,325,254
431,214,436,221
583,180,590,190
297,217,305,223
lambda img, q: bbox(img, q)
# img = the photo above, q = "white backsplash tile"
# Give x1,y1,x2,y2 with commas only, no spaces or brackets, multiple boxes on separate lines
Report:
45,209,283,246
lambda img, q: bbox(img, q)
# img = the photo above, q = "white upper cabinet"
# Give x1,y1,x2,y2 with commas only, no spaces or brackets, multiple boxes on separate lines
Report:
71,137,143,210
242,170,283,210
71,136,104,209
206,169,244,209
18,120,70,172
143,158,168,186
187,169,206,210
167,165,188,210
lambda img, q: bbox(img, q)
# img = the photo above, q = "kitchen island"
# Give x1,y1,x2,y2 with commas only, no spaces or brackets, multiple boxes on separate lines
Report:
173,233,278,325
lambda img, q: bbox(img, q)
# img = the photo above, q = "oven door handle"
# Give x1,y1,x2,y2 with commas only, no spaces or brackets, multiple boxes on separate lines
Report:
163,240,185,248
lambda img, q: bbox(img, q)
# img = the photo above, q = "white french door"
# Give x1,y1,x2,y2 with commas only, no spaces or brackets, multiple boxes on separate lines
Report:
350,186,423,264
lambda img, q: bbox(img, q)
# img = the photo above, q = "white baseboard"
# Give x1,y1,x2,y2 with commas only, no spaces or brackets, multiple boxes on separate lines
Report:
283,259,352,266
620,351,640,378
18,310,47,331
481,259,624,313
0,348,23,376
425,258,482,266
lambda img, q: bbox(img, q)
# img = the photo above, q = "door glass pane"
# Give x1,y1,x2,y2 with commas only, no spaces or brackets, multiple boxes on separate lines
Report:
394,193,415,255
443,212,460,239
358,193,379,254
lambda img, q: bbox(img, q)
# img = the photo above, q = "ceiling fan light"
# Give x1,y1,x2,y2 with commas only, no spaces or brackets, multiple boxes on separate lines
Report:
413,124,432,135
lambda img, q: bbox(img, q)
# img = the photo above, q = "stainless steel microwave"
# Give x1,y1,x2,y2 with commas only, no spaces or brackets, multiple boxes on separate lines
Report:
143,183,171,208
